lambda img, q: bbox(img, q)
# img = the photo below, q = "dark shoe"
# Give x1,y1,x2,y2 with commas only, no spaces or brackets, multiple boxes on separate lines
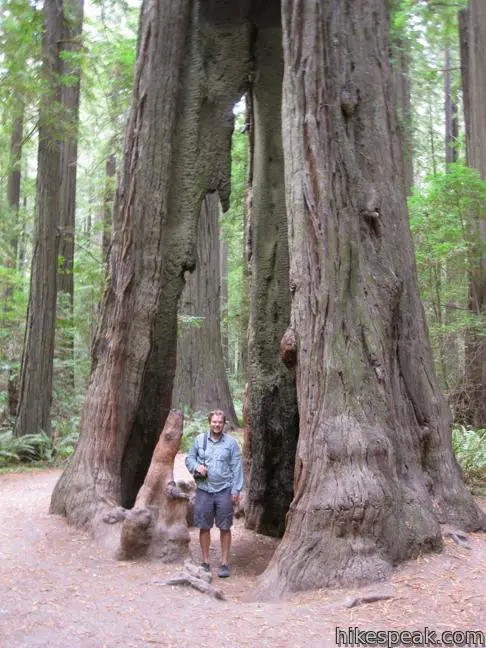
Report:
201,562,210,572
218,564,230,578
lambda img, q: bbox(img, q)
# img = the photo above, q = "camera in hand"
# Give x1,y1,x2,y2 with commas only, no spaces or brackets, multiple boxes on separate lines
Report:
193,468,207,482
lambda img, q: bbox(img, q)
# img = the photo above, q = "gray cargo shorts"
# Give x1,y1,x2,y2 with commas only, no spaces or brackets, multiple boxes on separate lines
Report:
194,487,233,530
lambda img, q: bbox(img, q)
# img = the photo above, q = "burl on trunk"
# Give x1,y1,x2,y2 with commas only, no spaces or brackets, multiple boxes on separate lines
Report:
95,411,191,562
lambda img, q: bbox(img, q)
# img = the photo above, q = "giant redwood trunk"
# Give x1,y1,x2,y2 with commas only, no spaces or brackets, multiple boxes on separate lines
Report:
15,0,64,437
256,0,485,596
50,0,252,526
245,7,299,537
459,2,486,428
172,192,238,427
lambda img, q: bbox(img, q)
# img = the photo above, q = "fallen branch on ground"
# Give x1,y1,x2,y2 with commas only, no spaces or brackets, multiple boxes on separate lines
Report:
155,560,225,600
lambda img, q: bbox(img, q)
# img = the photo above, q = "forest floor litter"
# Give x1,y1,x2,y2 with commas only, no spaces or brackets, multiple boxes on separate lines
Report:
1,459,485,647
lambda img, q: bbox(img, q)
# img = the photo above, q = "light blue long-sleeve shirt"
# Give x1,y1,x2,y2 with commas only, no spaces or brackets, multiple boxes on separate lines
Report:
185,432,244,495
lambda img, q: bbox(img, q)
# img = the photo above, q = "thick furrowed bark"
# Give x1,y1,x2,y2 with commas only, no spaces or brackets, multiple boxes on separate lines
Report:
245,19,299,538
120,9,251,507
50,0,252,526
256,0,485,597
50,0,193,526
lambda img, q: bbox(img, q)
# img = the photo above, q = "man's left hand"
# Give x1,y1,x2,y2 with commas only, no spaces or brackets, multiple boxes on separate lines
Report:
231,494,240,505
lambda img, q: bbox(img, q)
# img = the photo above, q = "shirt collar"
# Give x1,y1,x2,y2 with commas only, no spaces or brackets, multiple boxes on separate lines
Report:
208,431,225,443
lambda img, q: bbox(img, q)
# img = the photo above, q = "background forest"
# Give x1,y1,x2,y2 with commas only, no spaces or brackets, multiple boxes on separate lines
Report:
0,0,484,487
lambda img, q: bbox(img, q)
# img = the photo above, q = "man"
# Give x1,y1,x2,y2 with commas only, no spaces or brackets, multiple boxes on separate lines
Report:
185,409,243,578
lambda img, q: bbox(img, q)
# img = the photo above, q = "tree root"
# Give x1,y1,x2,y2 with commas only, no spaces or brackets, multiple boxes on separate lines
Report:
441,525,472,550
343,593,394,608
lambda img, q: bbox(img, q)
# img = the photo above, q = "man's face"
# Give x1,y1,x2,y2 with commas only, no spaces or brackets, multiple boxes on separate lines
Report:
209,414,225,436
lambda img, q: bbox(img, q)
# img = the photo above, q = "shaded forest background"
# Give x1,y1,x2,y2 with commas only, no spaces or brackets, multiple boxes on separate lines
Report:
0,0,485,488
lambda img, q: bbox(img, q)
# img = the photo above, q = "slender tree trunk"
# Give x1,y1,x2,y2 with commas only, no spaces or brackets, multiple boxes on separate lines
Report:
443,47,459,393
256,0,485,597
2,111,24,415
102,152,116,263
50,0,252,527
219,236,229,367
242,91,253,385
459,2,486,428
391,37,414,194
57,0,84,389
428,94,438,176
57,0,83,302
444,48,458,166
15,0,64,437
7,113,24,229
245,12,299,537
2,111,24,312
172,193,238,427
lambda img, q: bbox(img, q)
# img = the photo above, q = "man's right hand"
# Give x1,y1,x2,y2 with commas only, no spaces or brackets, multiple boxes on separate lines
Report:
195,465,208,477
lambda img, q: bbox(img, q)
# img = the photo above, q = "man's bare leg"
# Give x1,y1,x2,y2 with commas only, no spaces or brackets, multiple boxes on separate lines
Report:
199,529,211,564
220,528,231,566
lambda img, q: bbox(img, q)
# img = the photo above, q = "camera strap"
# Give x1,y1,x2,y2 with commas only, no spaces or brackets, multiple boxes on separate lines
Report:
201,433,208,465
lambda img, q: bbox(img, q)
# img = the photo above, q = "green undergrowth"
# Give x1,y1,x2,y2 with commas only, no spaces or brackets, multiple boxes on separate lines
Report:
452,425,486,495
0,416,80,470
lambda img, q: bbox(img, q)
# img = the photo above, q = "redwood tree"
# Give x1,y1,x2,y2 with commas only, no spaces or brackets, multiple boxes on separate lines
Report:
459,1,486,428
172,192,238,427
102,152,116,263
56,0,84,389
7,112,24,249
50,0,252,523
245,8,298,537
57,0,84,303
50,0,484,598
16,0,64,437
256,0,484,596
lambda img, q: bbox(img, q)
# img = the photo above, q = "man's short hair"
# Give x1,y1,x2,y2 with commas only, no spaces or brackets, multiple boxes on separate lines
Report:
208,409,226,424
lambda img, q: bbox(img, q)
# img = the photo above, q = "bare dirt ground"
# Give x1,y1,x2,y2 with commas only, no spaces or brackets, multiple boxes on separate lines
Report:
1,460,485,648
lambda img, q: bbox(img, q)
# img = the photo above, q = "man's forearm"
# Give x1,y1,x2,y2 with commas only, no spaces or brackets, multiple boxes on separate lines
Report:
184,445,198,473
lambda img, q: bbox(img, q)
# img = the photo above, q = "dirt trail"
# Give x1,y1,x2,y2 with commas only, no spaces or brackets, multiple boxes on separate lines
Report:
0,464,485,648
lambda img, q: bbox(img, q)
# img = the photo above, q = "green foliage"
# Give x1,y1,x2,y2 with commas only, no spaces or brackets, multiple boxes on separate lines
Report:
409,164,486,391
0,417,79,467
0,0,139,441
0,0,42,111
220,111,249,387
452,425,486,489
0,430,32,465
390,0,468,181
180,411,208,453
409,163,485,289
232,396,243,425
